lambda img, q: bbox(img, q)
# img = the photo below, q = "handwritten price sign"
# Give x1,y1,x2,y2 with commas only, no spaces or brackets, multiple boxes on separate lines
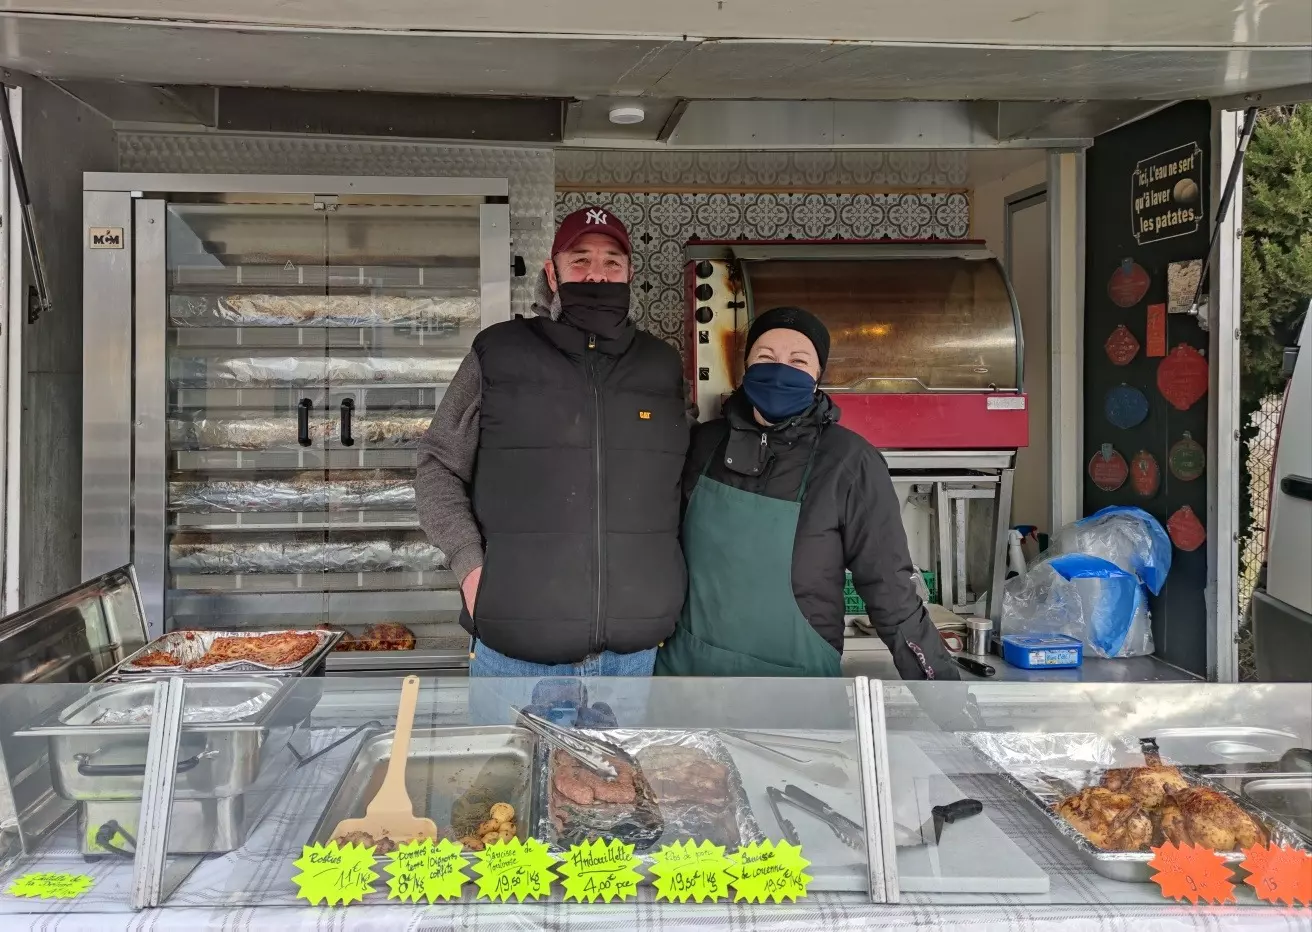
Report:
650,839,735,903
386,838,469,903
472,837,556,902
730,840,811,904
6,873,94,899
558,838,642,903
292,842,378,906
1148,842,1235,905
1241,843,1312,907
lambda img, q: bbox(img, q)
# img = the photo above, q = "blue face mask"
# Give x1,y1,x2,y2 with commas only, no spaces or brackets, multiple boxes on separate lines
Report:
741,362,817,423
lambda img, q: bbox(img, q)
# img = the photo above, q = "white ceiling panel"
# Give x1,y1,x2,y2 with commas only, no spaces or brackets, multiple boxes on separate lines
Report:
8,1,1312,46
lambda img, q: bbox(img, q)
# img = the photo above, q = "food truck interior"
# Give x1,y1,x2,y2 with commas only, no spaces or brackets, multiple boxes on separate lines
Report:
0,3,1307,922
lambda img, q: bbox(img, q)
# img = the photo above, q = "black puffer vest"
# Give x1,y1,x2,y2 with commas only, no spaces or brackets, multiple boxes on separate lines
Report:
467,316,688,663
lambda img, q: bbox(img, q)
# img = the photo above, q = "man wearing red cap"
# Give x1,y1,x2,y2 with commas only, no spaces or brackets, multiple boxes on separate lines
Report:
417,207,688,683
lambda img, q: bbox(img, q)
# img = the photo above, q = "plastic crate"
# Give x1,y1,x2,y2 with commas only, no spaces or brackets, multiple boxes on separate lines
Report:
846,570,938,615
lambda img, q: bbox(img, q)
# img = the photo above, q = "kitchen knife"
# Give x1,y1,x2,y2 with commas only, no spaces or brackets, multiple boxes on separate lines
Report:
953,655,996,677
894,798,984,847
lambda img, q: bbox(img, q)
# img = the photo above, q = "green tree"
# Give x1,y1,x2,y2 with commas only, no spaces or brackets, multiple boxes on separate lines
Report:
1241,104,1312,411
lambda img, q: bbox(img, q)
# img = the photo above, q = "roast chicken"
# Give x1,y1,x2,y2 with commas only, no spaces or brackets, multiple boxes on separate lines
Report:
1100,762,1190,808
1056,787,1154,851
1158,786,1267,850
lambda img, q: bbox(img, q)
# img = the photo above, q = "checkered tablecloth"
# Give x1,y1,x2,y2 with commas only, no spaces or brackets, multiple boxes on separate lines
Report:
2,729,1307,931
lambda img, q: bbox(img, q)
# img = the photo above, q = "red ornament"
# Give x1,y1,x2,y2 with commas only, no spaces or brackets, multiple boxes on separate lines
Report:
1089,444,1129,492
1146,303,1167,357
1157,344,1209,411
1130,450,1160,498
1108,259,1150,308
1104,325,1141,366
1167,505,1206,552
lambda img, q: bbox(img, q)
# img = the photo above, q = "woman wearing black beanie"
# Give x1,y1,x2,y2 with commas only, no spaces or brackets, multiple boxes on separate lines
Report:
656,306,958,680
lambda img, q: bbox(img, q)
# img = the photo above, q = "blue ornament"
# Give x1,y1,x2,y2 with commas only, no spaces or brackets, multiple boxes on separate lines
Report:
1104,385,1149,430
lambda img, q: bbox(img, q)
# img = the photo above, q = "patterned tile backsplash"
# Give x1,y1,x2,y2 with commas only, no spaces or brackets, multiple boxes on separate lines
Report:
556,190,971,352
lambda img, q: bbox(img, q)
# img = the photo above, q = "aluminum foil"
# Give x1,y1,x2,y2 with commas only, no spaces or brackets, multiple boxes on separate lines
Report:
169,473,415,513
534,728,763,859
962,731,1310,882
169,294,480,328
171,414,430,450
116,629,339,675
90,694,271,726
169,533,446,574
171,355,463,388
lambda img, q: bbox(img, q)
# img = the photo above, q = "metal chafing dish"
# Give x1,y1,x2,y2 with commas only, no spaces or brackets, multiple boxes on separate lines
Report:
17,676,319,855
109,628,342,677
310,725,536,858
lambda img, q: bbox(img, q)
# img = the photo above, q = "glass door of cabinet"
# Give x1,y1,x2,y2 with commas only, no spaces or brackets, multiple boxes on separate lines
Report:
163,197,332,632
319,197,486,666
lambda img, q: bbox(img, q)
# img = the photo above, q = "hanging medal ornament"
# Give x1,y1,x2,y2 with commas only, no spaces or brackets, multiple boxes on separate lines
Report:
1105,325,1141,366
1089,444,1129,492
1108,258,1151,308
1169,432,1206,482
1167,505,1206,552
1105,385,1150,430
1157,344,1209,411
1130,450,1161,498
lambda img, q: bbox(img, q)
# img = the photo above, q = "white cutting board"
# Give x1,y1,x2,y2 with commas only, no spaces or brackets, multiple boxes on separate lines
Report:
727,732,1048,895
888,734,1049,894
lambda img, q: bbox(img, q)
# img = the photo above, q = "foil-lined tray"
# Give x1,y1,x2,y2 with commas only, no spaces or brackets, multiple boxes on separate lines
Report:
169,472,415,513
534,728,763,858
89,694,272,726
115,629,342,675
169,293,481,328
169,532,445,575
170,355,463,388
169,414,430,450
963,731,1310,883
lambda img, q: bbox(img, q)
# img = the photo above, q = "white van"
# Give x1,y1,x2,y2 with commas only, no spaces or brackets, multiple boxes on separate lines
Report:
1252,303,1312,680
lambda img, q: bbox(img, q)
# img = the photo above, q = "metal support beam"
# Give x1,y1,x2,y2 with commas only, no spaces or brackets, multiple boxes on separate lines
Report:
1047,150,1086,531
1208,109,1244,683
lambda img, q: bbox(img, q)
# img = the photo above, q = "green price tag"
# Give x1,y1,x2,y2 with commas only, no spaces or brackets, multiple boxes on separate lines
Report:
471,837,556,902
650,839,735,903
385,837,469,903
730,840,812,904
6,873,94,899
291,842,378,906
558,837,642,903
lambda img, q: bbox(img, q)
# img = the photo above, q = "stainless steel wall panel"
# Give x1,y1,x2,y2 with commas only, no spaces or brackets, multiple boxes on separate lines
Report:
81,190,134,581
133,198,168,638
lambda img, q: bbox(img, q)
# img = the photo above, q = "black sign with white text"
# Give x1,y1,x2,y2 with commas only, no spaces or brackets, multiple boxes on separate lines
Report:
1131,142,1205,245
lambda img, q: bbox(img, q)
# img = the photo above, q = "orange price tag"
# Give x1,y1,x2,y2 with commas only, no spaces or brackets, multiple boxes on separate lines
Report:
1241,844,1312,907
1148,842,1236,905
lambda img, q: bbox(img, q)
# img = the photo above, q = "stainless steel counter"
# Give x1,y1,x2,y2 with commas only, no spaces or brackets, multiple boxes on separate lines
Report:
841,637,1200,682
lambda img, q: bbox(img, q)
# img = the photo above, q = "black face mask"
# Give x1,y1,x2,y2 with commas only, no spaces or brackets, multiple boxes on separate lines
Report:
557,281,631,340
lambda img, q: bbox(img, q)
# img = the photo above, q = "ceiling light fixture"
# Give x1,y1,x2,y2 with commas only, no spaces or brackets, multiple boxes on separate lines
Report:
608,105,645,125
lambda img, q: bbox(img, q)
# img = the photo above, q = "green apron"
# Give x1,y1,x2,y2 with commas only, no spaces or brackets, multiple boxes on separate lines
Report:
656,438,842,678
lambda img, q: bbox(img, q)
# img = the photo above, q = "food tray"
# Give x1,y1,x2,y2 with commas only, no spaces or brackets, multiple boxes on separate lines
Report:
963,732,1310,883
310,726,535,859
533,728,763,858
113,628,343,676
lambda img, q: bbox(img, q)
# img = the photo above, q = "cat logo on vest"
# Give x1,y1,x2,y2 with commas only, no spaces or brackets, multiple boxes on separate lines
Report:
638,411,651,420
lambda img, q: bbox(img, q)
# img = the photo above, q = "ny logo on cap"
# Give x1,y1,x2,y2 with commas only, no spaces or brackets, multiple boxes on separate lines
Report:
585,209,609,225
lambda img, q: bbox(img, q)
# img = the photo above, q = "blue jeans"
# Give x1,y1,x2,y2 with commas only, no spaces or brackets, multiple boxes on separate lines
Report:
467,640,655,725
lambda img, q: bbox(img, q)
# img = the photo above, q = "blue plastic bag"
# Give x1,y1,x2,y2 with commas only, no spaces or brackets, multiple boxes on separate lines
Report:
1048,554,1143,658
1055,506,1172,595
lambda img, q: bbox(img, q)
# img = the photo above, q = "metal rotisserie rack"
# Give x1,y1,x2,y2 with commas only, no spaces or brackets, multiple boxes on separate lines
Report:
82,175,513,672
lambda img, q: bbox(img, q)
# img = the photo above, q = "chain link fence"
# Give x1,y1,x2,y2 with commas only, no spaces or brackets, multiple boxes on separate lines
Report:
1237,393,1284,681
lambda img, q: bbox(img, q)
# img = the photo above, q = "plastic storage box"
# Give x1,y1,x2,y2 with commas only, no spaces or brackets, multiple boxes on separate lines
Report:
1000,633,1084,669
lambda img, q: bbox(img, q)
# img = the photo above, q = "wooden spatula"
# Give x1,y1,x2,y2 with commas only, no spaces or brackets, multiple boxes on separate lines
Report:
329,675,437,847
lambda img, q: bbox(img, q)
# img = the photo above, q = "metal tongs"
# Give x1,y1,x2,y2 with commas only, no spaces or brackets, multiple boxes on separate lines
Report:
766,783,864,851
514,706,622,780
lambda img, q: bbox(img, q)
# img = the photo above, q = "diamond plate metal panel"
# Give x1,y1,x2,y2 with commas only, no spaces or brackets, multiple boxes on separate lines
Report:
118,133,553,316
